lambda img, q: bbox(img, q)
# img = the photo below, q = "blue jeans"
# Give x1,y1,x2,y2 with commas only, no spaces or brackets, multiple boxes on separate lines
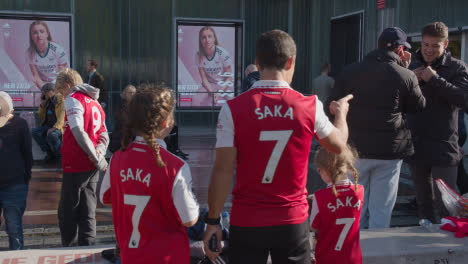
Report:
32,126,62,157
0,184,28,250
356,158,403,229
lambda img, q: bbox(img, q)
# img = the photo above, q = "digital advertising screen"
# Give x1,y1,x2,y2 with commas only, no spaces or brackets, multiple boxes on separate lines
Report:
0,15,71,108
177,21,242,108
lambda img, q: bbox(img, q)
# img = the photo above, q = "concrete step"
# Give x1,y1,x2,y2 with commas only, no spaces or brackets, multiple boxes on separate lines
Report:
0,224,115,250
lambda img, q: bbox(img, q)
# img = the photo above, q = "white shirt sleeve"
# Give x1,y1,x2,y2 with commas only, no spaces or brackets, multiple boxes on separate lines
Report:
55,43,69,66
309,196,319,226
65,96,84,129
220,47,233,68
215,103,235,148
99,157,112,204
172,162,199,224
314,96,334,139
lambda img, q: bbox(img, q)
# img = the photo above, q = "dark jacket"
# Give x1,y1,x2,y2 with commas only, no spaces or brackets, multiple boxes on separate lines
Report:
328,49,426,160
0,115,32,186
241,71,260,93
407,50,468,166
85,71,106,103
38,93,65,133
109,98,128,153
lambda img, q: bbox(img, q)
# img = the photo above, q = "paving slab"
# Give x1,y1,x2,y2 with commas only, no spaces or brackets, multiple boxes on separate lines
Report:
361,226,468,264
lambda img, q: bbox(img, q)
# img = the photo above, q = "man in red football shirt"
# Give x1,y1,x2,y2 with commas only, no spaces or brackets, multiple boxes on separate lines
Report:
56,68,108,247
203,30,353,263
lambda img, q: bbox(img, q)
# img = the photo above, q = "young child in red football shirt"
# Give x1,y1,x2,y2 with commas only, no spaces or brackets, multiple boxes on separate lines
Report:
310,146,364,264
100,84,199,264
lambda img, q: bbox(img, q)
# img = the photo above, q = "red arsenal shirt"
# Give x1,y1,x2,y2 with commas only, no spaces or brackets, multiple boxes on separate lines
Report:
100,137,199,264
310,180,364,264
217,80,334,227
61,91,106,173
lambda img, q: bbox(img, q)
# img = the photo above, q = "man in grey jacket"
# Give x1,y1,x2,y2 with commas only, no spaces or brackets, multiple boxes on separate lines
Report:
328,27,426,229
55,68,108,246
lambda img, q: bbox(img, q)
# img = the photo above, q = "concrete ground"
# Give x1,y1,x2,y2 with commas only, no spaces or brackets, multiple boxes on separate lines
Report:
0,125,462,250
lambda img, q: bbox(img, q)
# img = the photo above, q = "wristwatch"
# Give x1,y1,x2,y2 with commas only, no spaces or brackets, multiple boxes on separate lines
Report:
204,215,221,225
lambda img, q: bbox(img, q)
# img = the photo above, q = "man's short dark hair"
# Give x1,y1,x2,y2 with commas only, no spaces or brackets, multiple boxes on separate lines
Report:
41,83,55,93
88,59,98,68
320,62,330,73
256,30,296,71
422,22,448,41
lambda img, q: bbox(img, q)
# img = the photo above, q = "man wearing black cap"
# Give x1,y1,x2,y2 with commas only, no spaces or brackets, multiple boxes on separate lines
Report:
327,27,426,228
32,83,65,162
407,22,468,224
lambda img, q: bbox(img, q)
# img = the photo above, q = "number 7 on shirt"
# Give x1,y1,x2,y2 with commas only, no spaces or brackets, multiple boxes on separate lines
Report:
124,194,150,248
259,130,293,184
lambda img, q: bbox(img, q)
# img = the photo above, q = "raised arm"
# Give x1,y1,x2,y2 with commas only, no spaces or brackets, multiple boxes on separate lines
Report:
317,94,353,154
426,66,468,108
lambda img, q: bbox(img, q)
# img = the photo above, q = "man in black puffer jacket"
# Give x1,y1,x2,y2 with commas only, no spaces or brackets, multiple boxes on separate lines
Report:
327,27,426,229
407,22,468,224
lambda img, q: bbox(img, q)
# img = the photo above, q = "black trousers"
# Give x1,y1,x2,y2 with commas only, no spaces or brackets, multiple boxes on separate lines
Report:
409,164,458,223
229,220,311,264
58,170,98,246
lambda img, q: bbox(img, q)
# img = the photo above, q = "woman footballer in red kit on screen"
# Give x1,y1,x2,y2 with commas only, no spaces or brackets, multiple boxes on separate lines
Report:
100,84,199,264
310,146,364,264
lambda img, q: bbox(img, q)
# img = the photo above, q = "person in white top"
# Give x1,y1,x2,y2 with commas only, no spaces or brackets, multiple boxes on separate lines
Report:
195,26,234,106
27,21,69,89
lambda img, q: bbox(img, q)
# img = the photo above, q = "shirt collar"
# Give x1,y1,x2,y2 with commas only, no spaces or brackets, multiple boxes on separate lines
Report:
88,70,96,78
134,136,167,149
251,80,291,89
327,178,353,188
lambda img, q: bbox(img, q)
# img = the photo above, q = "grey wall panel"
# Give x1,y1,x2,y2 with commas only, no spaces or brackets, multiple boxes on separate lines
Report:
0,0,71,13
74,0,173,93
331,0,366,17
72,0,175,125
244,0,289,77
175,0,241,19
403,0,468,34
291,0,313,93
3,0,468,126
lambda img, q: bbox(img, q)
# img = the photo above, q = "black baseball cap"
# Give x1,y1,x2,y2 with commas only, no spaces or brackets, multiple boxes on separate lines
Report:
378,27,411,49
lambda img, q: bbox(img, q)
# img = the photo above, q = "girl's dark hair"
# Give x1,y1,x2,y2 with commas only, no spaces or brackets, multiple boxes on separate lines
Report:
314,145,359,197
121,83,175,167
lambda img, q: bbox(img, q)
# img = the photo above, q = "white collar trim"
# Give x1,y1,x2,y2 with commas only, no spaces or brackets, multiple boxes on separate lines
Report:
327,179,353,188
251,80,291,89
134,136,167,149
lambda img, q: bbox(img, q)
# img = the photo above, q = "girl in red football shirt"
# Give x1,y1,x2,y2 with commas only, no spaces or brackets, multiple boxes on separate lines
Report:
310,146,364,264
100,84,199,264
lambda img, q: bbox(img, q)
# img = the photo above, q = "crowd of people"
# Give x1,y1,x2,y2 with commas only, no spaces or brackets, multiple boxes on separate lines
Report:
0,19,467,264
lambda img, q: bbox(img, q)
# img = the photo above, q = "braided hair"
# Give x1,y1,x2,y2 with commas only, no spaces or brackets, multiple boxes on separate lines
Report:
121,83,175,167
314,145,359,197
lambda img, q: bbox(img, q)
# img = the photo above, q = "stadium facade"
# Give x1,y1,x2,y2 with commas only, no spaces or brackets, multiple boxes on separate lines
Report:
1,0,468,126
